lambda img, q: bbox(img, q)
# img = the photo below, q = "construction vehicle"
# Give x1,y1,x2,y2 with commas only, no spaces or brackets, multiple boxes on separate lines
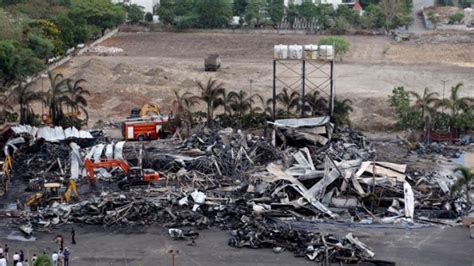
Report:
23,180,78,210
123,103,175,141
204,54,221,71
84,159,160,190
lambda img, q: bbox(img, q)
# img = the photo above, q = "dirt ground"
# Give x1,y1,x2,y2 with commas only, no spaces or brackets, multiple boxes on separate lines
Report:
44,31,474,131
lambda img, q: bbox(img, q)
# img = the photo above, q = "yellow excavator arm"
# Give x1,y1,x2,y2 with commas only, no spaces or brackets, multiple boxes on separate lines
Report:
139,103,161,118
63,179,79,203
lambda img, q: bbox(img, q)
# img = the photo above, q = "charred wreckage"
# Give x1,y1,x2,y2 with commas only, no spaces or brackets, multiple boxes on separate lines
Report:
0,118,471,264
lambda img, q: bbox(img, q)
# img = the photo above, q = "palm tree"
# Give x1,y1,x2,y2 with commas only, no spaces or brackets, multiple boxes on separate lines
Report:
43,72,69,126
332,98,353,127
172,89,200,130
11,81,42,124
276,88,300,117
222,90,235,116
439,82,474,130
451,167,473,205
65,78,90,123
304,91,328,116
228,90,263,128
409,88,440,132
195,78,225,127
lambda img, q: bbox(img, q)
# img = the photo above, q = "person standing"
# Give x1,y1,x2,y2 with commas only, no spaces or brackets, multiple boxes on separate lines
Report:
51,251,58,266
12,252,19,265
0,256,6,266
0,245,3,257
71,228,76,245
63,248,69,266
15,261,22,266
58,251,64,266
4,245,8,261
22,259,29,266
30,254,37,265
19,251,24,262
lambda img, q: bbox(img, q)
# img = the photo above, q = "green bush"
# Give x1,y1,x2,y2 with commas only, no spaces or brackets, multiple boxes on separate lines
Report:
448,12,464,24
33,255,52,266
319,36,350,59
388,86,422,129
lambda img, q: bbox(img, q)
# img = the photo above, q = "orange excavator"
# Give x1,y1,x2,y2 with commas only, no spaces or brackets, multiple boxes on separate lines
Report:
84,159,160,190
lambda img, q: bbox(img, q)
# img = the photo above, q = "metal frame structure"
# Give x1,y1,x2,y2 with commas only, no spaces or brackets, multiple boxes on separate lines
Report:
272,59,334,120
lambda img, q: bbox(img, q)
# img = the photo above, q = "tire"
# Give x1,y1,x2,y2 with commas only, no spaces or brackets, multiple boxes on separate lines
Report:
138,135,144,141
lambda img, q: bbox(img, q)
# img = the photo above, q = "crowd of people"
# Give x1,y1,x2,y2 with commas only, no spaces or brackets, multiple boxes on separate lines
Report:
0,228,76,266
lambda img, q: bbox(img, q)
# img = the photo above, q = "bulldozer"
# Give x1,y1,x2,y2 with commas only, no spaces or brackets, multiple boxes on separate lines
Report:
84,159,160,190
23,179,78,210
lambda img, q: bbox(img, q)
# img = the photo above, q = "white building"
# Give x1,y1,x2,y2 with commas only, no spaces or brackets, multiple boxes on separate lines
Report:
285,0,356,8
112,0,160,14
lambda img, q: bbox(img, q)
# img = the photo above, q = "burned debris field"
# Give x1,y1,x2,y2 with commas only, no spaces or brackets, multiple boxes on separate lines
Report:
1,116,473,265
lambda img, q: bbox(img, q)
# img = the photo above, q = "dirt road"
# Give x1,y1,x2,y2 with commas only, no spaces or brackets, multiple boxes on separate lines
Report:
48,31,473,130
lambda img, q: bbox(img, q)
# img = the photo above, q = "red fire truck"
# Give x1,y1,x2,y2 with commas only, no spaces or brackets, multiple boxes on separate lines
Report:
122,116,175,141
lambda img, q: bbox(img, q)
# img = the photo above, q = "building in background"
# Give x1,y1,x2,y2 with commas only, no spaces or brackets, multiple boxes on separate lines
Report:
112,0,160,14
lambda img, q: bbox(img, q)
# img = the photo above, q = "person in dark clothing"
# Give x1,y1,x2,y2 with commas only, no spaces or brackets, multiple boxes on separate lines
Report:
3,244,8,261
63,248,70,266
19,250,24,262
71,228,76,244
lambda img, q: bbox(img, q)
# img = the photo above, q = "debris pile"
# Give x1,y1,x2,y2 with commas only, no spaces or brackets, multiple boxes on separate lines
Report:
4,118,472,263
88,46,124,56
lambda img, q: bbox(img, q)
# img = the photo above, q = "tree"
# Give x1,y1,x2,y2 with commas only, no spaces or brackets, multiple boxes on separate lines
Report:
156,0,176,25
409,88,440,130
389,86,421,129
54,13,90,46
195,0,232,28
332,16,350,34
145,12,153,22
43,71,69,126
243,0,266,27
286,3,299,29
0,40,44,86
332,98,353,127
297,1,317,23
65,78,89,122
125,4,145,24
451,167,473,205
379,0,402,30
27,34,55,61
196,78,225,127
304,91,328,116
10,81,42,124
439,82,474,130
361,4,385,29
276,88,300,117
319,36,350,60
68,0,126,36
229,90,262,127
267,0,284,27
336,5,359,26
233,0,247,17
172,89,199,132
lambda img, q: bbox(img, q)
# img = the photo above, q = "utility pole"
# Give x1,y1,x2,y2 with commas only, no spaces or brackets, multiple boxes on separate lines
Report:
441,79,448,114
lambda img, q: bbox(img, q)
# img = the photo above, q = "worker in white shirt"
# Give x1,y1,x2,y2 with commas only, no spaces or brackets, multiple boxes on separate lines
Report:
52,251,58,266
12,252,20,265
15,261,22,266
31,254,37,264
0,256,6,266
23,259,29,266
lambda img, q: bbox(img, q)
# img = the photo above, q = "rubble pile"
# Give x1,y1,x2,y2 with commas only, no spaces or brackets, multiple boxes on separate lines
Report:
88,46,124,56
4,119,472,263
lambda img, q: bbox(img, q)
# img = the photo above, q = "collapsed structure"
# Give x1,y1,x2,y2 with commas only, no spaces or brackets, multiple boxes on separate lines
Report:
0,118,471,264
